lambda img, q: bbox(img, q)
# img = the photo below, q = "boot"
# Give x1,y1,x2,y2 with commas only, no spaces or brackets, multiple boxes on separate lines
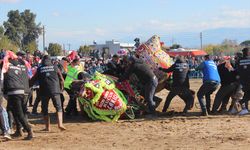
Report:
25,129,34,140
43,116,51,132
57,112,66,131
12,128,24,137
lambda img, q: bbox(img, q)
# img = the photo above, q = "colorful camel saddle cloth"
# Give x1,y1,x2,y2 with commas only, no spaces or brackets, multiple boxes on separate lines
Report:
136,35,173,83
78,72,127,122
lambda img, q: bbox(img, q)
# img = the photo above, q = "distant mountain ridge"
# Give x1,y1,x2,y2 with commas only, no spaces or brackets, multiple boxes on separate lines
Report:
160,27,250,48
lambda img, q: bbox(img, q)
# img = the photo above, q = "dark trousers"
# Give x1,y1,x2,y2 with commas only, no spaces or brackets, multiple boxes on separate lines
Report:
41,94,62,116
23,95,29,114
239,89,250,109
8,94,31,132
65,89,78,115
212,82,238,112
28,90,33,106
197,81,219,113
144,77,158,113
7,95,28,129
32,88,41,113
60,93,65,112
34,89,65,114
228,84,243,110
15,94,29,129
162,86,194,112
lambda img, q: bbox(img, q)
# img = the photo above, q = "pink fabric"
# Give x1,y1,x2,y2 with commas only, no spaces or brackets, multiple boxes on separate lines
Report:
2,50,18,73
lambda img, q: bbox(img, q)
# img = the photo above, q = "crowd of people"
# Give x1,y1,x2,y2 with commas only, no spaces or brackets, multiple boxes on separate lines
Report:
0,47,250,141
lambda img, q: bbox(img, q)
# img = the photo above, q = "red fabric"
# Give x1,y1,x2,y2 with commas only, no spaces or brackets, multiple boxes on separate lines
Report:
160,42,164,47
24,60,31,70
166,50,207,57
67,51,79,62
2,50,18,73
223,56,231,60
94,89,123,110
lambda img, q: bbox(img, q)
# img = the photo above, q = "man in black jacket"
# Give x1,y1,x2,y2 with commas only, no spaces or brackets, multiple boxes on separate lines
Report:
238,48,250,115
159,56,194,113
17,51,31,112
105,55,123,77
211,58,238,114
119,57,158,115
12,51,34,135
31,55,66,131
4,55,33,140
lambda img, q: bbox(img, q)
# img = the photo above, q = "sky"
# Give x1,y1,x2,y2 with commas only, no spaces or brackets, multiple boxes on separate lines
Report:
0,0,250,50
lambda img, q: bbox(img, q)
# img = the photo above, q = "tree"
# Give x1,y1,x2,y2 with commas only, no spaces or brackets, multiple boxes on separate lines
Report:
78,45,91,56
20,10,41,48
203,44,223,55
3,9,41,50
0,36,18,52
240,40,250,47
204,39,240,55
3,10,24,47
25,40,38,53
220,39,239,55
221,39,238,46
47,43,62,56
170,44,182,49
0,26,4,38
212,45,223,55
204,44,215,55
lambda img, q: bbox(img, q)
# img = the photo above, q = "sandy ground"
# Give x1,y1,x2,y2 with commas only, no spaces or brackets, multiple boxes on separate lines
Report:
1,79,250,150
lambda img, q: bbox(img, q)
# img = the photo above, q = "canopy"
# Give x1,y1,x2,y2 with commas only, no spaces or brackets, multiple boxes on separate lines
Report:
166,50,207,57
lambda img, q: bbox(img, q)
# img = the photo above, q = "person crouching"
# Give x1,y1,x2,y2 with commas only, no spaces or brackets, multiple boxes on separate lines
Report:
159,56,194,114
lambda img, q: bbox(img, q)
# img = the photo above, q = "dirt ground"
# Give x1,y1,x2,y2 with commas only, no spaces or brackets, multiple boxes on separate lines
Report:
1,79,250,150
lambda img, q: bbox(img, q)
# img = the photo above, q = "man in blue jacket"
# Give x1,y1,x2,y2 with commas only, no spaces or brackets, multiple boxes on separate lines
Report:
196,55,221,116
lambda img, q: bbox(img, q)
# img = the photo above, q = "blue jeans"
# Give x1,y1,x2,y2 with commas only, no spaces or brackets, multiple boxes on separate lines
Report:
0,105,10,134
197,81,219,113
144,77,158,113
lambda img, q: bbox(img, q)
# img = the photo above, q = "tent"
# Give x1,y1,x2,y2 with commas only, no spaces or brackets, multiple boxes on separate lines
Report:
166,50,207,57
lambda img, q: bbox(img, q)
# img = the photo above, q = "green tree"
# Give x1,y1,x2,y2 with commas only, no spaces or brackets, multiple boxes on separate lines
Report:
240,40,250,47
24,40,38,53
220,39,239,55
0,36,18,52
0,26,4,38
170,44,182,49
47,43,62,56
203,44,223,55
3,10,24,47
21,10,41,48
212,45,223,55
78,45,91,56
3,9,41,50
204,39,240,55
204,44,215,55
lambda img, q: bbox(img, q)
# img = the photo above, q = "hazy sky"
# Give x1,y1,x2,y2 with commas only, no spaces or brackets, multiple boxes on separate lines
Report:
0,0,250,49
